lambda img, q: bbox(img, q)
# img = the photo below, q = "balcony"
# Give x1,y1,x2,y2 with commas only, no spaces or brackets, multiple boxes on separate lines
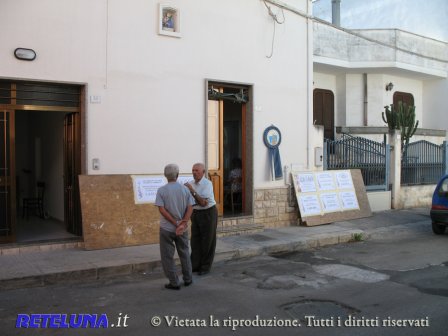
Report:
313,20,448,78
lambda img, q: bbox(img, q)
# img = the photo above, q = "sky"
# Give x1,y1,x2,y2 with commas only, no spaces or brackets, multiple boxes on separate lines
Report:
312,0,448,42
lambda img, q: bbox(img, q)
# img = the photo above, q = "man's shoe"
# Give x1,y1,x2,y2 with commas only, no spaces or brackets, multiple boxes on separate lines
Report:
198,270,210,276
184,280,193,287
164,283,181,290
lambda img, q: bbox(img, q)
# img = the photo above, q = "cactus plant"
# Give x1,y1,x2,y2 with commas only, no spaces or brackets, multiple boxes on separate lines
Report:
396,101,419,149
382,104,398,130
382,101,419,154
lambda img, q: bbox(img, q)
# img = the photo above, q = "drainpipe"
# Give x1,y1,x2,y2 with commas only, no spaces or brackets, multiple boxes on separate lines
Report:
306,0,313,169
332,0,341,26
363,73,368,126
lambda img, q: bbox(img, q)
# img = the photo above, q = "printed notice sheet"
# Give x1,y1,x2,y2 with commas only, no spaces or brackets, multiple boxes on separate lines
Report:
316,172,336,191
297,173,317,193
299,194,322,216
177,175,193,186
132,175,166,204
320,192,341,212
339,191,359,210
132,174,193,204
335,170,354,189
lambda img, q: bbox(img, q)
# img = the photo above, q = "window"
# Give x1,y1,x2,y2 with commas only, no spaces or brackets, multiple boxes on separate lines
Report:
439,178,448,194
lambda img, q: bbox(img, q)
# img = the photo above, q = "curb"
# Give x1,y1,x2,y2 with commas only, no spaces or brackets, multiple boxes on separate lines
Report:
0,230,364,291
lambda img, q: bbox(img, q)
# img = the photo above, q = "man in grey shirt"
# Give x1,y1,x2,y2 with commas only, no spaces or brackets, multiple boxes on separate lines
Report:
155,163,194,290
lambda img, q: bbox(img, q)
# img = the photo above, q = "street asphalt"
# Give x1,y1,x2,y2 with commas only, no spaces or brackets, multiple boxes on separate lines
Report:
0,208,433,290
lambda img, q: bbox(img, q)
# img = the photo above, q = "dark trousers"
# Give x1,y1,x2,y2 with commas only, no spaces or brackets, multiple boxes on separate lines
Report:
191,205,218,272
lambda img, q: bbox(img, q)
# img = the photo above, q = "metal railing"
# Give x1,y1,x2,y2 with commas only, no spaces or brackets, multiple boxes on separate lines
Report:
401,140,448,185
324,134,390,191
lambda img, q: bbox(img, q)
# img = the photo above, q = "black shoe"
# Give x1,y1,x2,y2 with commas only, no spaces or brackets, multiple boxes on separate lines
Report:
184,280,193,287
198,270,210,276
164,283,180,290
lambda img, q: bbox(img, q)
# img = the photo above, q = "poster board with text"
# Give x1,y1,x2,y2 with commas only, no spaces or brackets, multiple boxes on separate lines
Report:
291,169,371,226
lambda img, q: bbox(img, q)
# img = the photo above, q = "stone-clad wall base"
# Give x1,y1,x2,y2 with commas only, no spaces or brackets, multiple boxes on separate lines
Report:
0,240,84,256
253,186,299,228
217,186,299,237
217,223,265,237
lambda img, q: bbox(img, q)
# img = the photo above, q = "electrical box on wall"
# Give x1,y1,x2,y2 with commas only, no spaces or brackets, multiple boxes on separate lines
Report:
92,158,100,170
315,147,323,167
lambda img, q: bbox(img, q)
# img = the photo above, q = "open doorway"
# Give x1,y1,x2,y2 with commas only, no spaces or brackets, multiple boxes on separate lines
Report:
15,110,76,242
0,80,83,244
223,98,243,216
207,82,253,218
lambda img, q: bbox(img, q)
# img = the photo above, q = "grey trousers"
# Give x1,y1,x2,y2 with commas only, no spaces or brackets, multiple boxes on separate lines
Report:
159,228,192,286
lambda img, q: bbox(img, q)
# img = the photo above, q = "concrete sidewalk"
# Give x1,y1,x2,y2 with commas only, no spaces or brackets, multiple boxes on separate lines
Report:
0,208,431,290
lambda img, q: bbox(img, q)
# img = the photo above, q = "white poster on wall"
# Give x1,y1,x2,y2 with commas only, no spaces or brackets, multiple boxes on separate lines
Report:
132,175,166,204
131,175,193,204
177,175,193,186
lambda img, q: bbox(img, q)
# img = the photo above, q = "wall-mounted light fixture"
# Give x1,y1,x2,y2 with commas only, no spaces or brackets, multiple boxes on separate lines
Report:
14,48,36,61
385,82,394,91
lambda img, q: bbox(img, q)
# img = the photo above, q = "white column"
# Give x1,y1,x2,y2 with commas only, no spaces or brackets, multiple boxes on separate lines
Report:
389,130,402,209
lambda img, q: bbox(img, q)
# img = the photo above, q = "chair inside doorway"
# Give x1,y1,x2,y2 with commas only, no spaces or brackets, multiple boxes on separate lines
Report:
230,180,242,214
22,181,45,219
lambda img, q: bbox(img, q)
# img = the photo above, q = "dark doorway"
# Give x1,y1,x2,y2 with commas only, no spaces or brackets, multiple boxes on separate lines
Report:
0,80,83,244
223,97,243,216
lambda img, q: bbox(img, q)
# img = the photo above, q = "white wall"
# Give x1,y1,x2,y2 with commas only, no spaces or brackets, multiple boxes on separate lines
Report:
0,0,107,83
367,75,423,127
335,74,346,127
0,0,311,189
424,78,448,132
314,71,426,130
346,74,364,126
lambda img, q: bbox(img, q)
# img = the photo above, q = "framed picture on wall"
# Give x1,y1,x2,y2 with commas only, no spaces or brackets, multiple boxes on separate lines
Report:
158,3,181,37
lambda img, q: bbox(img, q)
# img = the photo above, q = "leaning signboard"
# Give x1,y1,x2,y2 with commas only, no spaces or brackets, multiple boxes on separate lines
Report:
291,169,372,226
79,174,193,250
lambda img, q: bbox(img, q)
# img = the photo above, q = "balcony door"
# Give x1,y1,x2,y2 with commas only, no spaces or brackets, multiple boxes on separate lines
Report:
313,89,335,140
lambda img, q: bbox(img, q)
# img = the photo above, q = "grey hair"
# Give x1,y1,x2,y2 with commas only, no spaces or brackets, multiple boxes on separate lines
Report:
193,162,205,171
164,163,179,180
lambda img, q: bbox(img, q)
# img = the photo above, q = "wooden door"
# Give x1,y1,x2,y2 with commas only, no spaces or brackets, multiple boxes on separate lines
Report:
207,99,224,215
0,109,15,242
393,92,414,107
313,89,335,140
64,113,82,235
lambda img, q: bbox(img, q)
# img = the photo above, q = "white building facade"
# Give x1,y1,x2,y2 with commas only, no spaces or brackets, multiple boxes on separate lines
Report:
1,0,320,247
1,0,447,248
